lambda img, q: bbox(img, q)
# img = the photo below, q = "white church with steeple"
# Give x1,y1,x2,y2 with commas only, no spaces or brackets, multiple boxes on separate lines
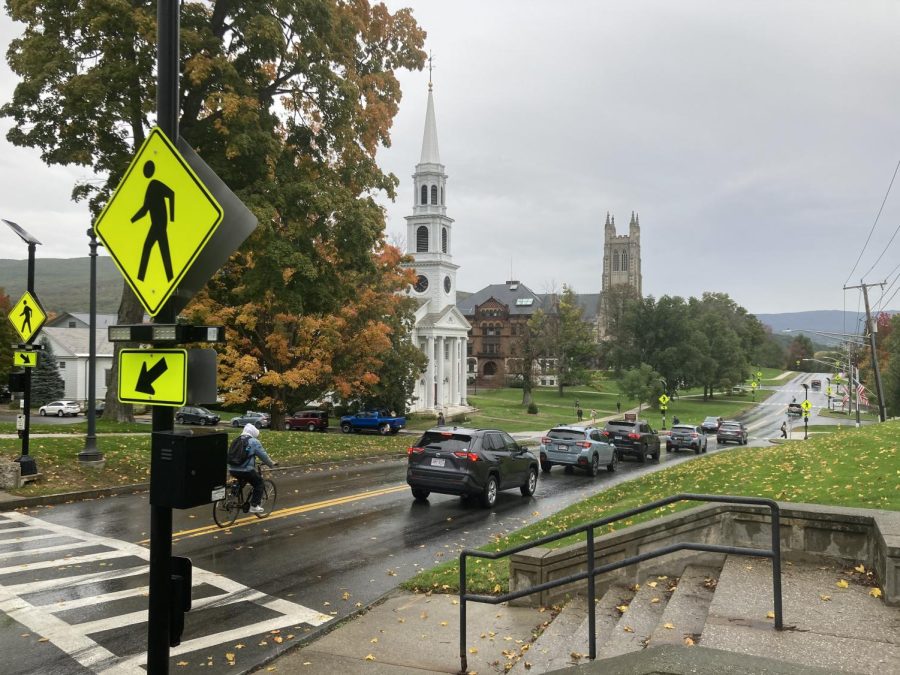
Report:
403,77,471,413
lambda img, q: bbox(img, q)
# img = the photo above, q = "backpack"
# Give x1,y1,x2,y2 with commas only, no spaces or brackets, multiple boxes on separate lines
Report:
227,434,251,467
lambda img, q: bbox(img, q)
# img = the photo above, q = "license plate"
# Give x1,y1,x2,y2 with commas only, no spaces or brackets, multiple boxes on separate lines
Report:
558,444,568,451
430,458,446,467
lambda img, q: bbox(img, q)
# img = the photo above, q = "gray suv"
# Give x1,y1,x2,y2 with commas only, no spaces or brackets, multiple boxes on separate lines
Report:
602,419,661,462
406,427,539,508
539,425,617,475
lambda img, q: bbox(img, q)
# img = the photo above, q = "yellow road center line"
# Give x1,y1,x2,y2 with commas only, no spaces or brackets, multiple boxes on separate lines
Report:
137,484,408,544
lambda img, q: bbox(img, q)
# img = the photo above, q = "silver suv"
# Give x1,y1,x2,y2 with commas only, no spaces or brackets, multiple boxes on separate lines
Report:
539,425,618,476
39,400,81,417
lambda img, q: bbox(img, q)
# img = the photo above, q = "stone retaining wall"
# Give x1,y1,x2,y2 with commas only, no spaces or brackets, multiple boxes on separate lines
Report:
508,502,900,608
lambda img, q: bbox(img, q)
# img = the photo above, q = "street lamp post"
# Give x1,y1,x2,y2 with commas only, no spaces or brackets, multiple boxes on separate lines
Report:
77,228,104,465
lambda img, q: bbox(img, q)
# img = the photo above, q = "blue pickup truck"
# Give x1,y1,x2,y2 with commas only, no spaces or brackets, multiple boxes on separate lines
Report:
340,410,406,435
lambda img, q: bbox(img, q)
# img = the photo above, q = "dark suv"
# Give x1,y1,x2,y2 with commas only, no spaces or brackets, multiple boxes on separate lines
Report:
716,421,748,445
175,406,220,426
602,419,660,462
539,425,617,475
406,427,539,508
285,410,329,432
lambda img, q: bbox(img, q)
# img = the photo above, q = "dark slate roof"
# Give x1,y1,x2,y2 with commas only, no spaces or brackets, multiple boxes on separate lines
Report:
457,282,544,316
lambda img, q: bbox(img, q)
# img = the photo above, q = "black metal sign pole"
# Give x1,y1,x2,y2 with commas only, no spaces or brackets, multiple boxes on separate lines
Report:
147,1,179,672
21,238,36,463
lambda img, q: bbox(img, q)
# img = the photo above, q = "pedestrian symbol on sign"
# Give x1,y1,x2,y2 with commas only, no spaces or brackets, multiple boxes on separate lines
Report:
133,161,176,283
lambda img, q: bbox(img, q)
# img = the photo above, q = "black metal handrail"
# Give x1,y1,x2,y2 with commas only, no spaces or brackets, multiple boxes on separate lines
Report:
458,494,782,673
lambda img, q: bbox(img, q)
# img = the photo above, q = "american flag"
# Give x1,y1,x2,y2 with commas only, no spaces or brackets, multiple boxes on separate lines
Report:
856,383,869,407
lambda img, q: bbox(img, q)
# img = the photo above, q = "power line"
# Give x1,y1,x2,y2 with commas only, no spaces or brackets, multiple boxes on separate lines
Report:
845,158,900,286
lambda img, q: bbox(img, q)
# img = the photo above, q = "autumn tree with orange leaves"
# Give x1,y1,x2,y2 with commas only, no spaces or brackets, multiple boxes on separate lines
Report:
3,1,428,421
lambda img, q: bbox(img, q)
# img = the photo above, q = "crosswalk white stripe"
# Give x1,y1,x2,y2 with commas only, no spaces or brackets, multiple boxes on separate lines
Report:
43,585,152,613
0,547,135,574
0,539,102,563
4,565,149,596
0,532,71,544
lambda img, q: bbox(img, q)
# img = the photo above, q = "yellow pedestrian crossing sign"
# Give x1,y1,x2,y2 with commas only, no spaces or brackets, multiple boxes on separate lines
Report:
8,291,46,344
658,394,670,405
94,127,223,316
118,349,188,406
801,399,812,412
14,350,37,367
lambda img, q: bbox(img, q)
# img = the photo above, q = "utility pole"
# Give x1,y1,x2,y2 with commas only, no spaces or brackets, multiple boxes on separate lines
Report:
844,281,887,422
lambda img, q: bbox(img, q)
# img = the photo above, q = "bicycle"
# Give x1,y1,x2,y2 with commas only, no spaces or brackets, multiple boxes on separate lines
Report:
212,464,277,528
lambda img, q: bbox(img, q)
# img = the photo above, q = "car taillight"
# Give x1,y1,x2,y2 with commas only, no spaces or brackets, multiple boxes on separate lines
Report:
628,432,641,440
408,446,424,455
541,437,551,445
453,451,479,461
579,441,592,448
602,430,610,437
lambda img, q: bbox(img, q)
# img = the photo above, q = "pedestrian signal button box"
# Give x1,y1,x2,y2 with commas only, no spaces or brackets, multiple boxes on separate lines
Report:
150,430,226,509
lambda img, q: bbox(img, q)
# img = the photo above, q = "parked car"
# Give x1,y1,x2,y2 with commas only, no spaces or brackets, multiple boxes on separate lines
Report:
786,403,802,417
406,427,538,508
285,410,329,432
340,410,406,435
666,424,708,455
716,421,748,445
175,406,220,426
539,425,617,475
602,419,660,462
230,411,271,428
811,379,821,391
700,416,723,433
39,400,80,417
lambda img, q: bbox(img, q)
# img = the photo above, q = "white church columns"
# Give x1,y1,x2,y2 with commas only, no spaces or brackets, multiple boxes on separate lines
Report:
450,336,459,406
425,336,435,409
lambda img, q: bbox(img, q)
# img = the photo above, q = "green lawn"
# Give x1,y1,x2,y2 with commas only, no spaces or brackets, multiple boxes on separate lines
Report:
0,428,408,497
403,419,900,595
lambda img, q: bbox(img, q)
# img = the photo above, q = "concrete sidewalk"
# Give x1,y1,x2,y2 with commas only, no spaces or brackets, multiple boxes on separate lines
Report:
264,589,545,674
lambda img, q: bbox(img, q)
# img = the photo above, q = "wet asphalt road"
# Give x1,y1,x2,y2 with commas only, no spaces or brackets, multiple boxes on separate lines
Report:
3,372,859,673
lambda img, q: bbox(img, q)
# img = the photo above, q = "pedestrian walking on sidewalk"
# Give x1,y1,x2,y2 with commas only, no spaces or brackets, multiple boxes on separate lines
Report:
616,400,621,414
590,409,596,424
780,421,788,439
576,407,583,422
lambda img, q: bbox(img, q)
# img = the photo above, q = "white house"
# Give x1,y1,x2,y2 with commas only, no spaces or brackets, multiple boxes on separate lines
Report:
41,327,113,403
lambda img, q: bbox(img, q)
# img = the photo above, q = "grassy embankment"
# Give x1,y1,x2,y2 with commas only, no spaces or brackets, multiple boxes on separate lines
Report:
0,429,409,498
402,420,899,594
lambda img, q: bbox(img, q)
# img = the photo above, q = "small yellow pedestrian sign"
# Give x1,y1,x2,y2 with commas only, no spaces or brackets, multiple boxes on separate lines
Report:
13,351,37,367
801,399,812,412
94,127,223,316
118,349,188,406
8,291,46,344
658,394,670,406
750,381,758,389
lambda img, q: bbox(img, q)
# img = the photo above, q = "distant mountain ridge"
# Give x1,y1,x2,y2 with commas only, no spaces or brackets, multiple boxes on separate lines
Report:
754,310,897,343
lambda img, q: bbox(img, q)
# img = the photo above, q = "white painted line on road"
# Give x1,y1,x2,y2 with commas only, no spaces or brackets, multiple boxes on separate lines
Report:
0,532,70,544
0,539,103,563
0,511,334,673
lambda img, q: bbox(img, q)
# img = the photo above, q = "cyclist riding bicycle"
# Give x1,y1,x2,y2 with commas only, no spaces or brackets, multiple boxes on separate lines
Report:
229,423,277,513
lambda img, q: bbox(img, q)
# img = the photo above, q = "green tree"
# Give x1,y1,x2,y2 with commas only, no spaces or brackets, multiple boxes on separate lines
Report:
510,309,549,407
545,286,596,396
785,335,815,371
3,1,427,424
618,363,663,415
881,315,900,416
31,336,64,406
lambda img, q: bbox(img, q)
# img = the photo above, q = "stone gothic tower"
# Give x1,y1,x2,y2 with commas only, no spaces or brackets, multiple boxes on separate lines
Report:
599,211,643,336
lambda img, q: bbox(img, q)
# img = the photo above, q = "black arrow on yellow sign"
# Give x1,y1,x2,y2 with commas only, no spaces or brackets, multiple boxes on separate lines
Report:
136,359,169,395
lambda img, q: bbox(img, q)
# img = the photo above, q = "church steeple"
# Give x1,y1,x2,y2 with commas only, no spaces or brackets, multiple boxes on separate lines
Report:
419,55,441,165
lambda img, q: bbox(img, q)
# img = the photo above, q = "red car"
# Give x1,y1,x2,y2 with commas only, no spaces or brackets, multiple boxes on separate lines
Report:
285,410,329,432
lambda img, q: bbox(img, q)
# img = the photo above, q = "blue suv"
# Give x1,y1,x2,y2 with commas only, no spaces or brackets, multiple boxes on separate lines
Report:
539,425,618,476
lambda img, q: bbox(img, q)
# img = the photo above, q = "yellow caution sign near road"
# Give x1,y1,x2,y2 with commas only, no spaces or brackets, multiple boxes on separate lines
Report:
13,350,37,367
118,349,188,406
94,127,223,316
801,399,812,412
658,394,670,406
8,291,46,344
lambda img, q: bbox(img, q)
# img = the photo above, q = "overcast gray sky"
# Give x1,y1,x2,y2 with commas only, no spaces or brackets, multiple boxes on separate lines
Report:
3,1,900,316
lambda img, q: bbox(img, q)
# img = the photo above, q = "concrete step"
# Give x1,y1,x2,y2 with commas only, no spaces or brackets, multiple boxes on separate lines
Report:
511,584,634,674
702,555,900,673
595,574,672,660
647,564,719,648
